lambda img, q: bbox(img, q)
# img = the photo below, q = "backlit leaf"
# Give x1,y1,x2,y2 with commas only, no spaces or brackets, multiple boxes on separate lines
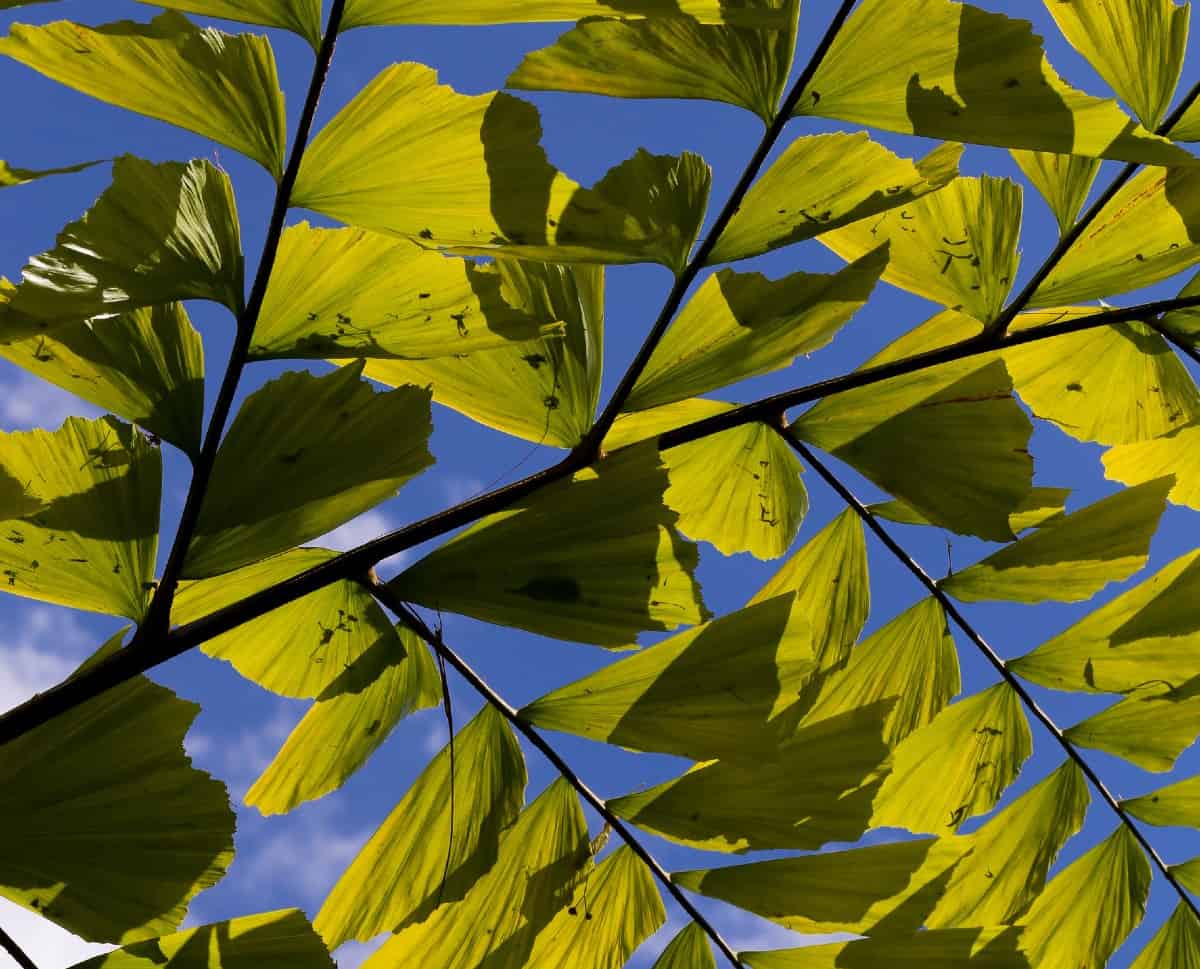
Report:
652,924,716,969
1010,151,1100,236
339,1,791,29
1123,774,1200,827
0,157,98,189
742,928,1029,969
870,487,1071,533
1129,903,1200,969
1104,422,1200,510
140,1,325,49
1176,860,1200,894
1065,676,1200,771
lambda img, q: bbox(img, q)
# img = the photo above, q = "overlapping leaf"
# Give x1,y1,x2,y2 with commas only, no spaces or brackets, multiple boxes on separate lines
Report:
743,928,1029,969
1105,423,1200,510
871,487,1070,533
1010,151,1100,236
1129,904,1200,969
1123,774,1200,827
339,1,791,29
1066,676,1200,771
652,925,716,969
140,1,325,49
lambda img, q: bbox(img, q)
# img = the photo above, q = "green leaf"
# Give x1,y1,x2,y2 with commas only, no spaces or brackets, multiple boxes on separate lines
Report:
1017,826,1151,969
0,295,205,459
184,363,433,578
360,778,591,969
707,134,961,265
173,549,401,699
1129,903,1200,969
340,1,791,29
0,13,286,177
608,703,892,852
940,477,1172,603
625,246,887,413
793,311,1033,542
652,924,716,969
1104,422,1200,510
870,487,1071,533
507,0,799,123
871,683,1032,834
1004,317,1200,446
1175,859,1200,894
292,63,710,268
139,1,325,49
0,157,99,189
800,597,960,746
1044,0,1188,130
251,223,562,361
70,910,334,969
1122,774,1200,827
521,591,815,760
245,627,442,814
1031,166,1200,306
1065,676,1200,771
794,0,1194,164
742,929,1030,969
0,631,233,943
0,157,244,340
314,705,526,948
363,258,602,448
1010,152,1101,237
390,443,708,646
818,175,1022,325
608,401,808,559
0,416,160,620
1161,270,1200,343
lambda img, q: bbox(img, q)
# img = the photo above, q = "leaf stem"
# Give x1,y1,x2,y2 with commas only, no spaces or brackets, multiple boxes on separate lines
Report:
777,431,1200,926
367,582,747,969
0,925,39,969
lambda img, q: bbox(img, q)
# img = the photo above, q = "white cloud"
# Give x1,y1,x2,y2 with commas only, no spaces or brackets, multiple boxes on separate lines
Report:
0,373,101,431
436,473,485,508
318,510,407,572
0,607,102,714
0,897,112,969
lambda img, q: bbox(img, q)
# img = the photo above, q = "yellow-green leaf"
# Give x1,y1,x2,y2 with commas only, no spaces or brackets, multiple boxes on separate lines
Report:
1018,826,1151,969
184,363,433,577
742,929,1029,969
608,703,892,852
363,258,602,448
1129,903,1200,969
626,246,886,413
1065,676,1200,771
707,134,961,265
1175,859,1200,894
793,311,1033,542
0,157,244,340
1010,151,1101,236
0,631,233,943
0,157,99,189
1044,0,1188,130
0,417,159,620
314,705,526,948
941,477,1172,603
508,0,799,123
871,683,1032,834
139,1,325,49
819,175,1022,325
246,627,442,814
1161,270,1200,343
1123,774,1200,827
390,443,707,646
871,487,1071,533
652,924,716,969
795,0,1194,164
0,13,286,177
340,1,790,29
1105,422,1200,510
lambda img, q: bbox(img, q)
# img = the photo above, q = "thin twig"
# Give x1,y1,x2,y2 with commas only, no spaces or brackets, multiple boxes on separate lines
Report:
778,431,1200,926
368,583,747,969
0,925,39,969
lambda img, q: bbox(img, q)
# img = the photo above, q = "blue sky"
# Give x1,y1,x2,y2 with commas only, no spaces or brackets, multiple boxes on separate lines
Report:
2,2,1200,967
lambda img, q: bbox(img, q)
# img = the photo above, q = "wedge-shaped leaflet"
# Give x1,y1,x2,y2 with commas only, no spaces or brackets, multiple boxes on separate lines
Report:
293,63,709,268
1018,826,1151,969
742,929,1029,969
0,296,204,459
793,312,1033,542
508,0,798,123
1045,0,1188,130
251,224,558,361
1032,165,1200,306
1004,317,1200,446
1105,423,1200,510
749,508,869,672
364,258,600,448
794,0,1192,164
0,631,233,942
0,417,159,620
391,444,707,646
174,549,399,699
315,705,525,948
185,363,432,577
1176,859,1200,894
927,760,1090,928
246,628,442,814
653,924,715,969
1065,676,1200,771
1010,151,1100,236
1010,548,1200,692
339,0,790,28
1123,774,1200,826
871,487,1070,533
626,247,886,412
0,157,243,340
1130,904,1200,969
1162,271,1200,343
608,703,892,852
941,477,1172,603
140,1,324,49
801,597,959,746
0,158,98,189
0,13,286,177
871,683,1032,834
707,134,960,265
521,592,815,761
362,779,590,969
608,401,808,560
820,175,1021,325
